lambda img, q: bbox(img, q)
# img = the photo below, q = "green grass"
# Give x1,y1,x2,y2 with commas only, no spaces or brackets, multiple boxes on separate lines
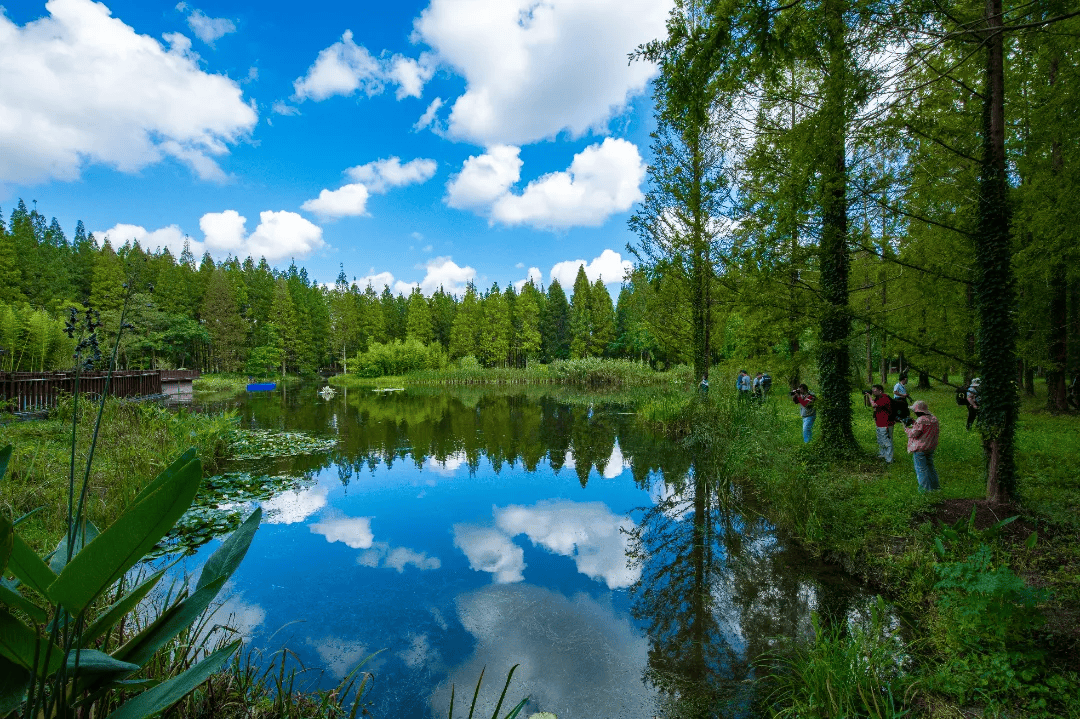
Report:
0,396,236,552
722,374,1080,718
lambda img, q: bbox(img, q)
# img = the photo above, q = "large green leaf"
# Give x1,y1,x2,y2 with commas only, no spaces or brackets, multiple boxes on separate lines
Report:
131,448,197,506
196,507,261,591
112,575,227,668
104,639,240,719
65,649,140,676
49,458,203,615
0,517,11,578
50,519,101,574
0,654,30,716
6,527,58,599
0,608,61,675
0,445,11,482
80,565,170,647
0,582,48,625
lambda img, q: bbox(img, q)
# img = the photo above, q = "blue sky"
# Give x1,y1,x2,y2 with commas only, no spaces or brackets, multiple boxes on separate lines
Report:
1,0,673,295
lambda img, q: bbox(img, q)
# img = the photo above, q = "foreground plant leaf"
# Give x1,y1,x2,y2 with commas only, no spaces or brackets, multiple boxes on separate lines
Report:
0,654,30,716
104,639,241,719
50,519,101,574
3,518,58,598
49,457,203,614
0,608,62,675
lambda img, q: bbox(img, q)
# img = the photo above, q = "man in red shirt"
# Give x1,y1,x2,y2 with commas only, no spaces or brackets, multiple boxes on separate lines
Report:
865,384,894,464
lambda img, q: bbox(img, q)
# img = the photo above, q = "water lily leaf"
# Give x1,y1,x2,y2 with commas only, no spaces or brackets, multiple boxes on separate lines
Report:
49,458,202,615
197,507,261,592
104,639,240,719
0,608,61,676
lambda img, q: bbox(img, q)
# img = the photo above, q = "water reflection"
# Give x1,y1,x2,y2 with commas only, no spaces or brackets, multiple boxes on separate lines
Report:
191,386,864,718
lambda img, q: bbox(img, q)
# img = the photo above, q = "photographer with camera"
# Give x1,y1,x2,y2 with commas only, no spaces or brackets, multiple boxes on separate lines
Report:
903,400,940,491
864,384,895,464
790,384,816,443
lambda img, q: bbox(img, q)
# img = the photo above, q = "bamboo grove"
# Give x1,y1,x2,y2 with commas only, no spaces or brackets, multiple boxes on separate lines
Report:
629,0,1079,499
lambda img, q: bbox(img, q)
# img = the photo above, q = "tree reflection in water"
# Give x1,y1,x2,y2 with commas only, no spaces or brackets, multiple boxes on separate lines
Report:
195,386,864,715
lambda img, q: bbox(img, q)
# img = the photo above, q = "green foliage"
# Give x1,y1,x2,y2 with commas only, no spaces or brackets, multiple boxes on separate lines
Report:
766,598,910,719
352,338,446,377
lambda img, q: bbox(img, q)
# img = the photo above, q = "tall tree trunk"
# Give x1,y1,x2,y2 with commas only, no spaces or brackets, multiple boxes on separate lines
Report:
976,0,1018,503
1046,57,1068,413
817,0,857,452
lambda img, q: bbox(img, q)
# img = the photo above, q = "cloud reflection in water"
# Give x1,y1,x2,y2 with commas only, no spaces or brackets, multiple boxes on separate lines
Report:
431,583,656,718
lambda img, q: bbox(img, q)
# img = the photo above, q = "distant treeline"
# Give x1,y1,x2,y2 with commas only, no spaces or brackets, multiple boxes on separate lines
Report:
0,199,711,375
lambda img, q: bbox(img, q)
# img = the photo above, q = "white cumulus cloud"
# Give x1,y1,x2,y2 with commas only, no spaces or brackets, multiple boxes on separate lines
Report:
413,97,444,131
292,30,433,103
99,209,325,264
418,256,475,296
346,156,437,193
444,145,522,210
178,4,236,45
414,0,670,145
358,542,442,572
0,0,257,185
260,485,330,525
301,183,371,219
492,138,645,229
550,249,633,289
304,156,436,220
446,139,645,230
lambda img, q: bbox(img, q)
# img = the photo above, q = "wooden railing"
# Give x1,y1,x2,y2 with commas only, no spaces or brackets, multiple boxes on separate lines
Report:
160,370,201,382
1,371,166,412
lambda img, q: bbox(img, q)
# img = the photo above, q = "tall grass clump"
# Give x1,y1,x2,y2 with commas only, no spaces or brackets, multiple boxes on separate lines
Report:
765,598,910,719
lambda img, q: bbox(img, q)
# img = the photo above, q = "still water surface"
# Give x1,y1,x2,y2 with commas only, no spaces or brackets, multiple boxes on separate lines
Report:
184,384,864,718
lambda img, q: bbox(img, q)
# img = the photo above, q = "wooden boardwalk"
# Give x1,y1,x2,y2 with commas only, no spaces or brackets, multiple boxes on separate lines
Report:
1,370,200,412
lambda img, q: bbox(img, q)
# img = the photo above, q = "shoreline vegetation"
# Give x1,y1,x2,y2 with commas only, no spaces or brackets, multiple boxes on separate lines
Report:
3,366,1077,717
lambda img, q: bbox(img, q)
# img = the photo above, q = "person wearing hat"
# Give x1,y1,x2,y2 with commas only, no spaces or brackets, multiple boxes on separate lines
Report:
904,399,940,491
965,378,981,431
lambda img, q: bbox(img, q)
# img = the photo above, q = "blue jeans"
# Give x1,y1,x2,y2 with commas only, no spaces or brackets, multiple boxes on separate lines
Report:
802,416,815,443
913,451,939,491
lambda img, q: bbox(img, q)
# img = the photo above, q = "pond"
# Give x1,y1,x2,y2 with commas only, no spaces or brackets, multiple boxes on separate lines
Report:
180,383,870,718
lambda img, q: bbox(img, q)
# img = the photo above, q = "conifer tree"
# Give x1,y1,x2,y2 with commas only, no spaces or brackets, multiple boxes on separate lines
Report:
90,238,127,312
570,266,595,358
202,268,246,371
449,284,481,359
405,287,434,345
542,279,571,362
516,281,543,365
590,279,616,357
478,283,511,366
269,278,299,375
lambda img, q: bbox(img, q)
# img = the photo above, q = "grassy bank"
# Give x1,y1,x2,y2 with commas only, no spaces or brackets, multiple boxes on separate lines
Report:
193,373,304,395
330,357,694,390
684,377,1080,717
0,397,236,552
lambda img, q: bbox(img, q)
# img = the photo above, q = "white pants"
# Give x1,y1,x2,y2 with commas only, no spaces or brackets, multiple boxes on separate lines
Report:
876,425,894,463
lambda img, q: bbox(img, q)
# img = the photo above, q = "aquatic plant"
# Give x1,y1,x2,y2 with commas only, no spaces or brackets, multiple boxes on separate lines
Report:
0,296,263,719
227,429,336,461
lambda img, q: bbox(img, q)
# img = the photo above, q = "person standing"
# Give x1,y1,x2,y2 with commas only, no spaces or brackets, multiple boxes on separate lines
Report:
791,384,816,443
866,384,894,464
737,370,752,403
904,399,940,491
699,373,709,396
965,378,981,431
892,374,911,421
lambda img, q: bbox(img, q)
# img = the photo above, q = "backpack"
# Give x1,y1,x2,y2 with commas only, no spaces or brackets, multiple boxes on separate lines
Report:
761,374,772,391
955,390,968,406
885,396,900,425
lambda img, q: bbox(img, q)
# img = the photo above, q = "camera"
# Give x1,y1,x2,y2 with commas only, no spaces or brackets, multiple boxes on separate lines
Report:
861,389,873,395
901,416,914,427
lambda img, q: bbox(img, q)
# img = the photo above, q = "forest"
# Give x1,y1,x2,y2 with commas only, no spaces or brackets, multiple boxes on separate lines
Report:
2,0,1077,499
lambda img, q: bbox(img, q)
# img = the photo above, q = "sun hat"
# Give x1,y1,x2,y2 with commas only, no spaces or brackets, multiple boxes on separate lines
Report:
911,400,930,413
970,377,981,386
